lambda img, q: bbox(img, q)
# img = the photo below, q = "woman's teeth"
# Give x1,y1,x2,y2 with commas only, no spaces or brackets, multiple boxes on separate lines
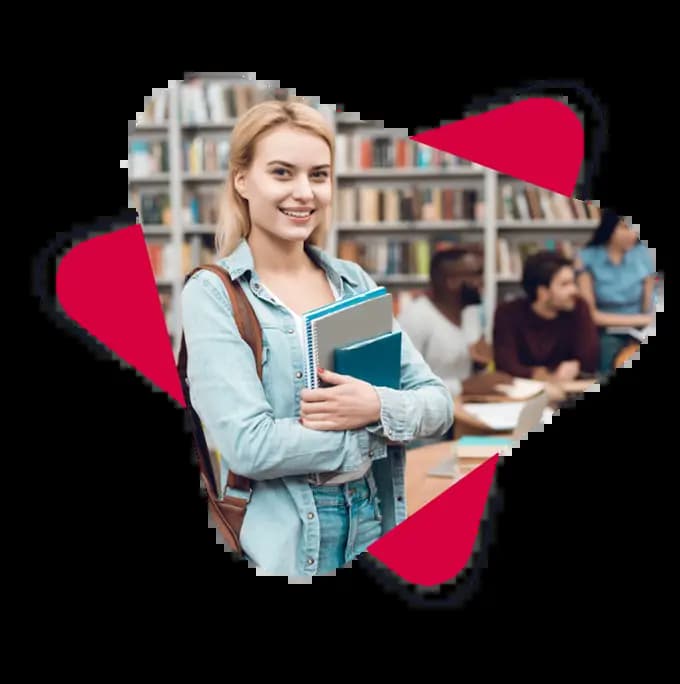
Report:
280,209,313,218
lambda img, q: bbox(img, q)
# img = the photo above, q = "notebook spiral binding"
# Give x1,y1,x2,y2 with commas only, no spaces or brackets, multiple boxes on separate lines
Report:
307,321,319,389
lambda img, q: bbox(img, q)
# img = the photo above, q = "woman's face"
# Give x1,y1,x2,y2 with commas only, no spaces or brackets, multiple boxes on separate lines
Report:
235,124,332,245
611,219,638,251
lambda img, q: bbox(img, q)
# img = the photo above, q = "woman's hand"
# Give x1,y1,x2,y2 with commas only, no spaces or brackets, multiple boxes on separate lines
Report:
300,369,381,431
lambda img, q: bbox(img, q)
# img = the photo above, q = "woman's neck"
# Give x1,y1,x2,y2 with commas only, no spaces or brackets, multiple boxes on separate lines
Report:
247,227,313,277
606,244,625,265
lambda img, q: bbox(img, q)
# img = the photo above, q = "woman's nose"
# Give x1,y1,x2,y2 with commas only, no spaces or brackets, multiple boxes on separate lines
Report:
291,175,314,200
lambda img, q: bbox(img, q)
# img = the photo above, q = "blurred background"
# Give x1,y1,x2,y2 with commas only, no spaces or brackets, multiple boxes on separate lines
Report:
126,72,655,366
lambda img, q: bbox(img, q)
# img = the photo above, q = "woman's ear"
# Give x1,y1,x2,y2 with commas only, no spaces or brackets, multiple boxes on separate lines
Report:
234,170,248,199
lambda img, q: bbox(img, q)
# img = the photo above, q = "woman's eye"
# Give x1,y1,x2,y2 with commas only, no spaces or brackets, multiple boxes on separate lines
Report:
272,167,289,176
312,170,329,179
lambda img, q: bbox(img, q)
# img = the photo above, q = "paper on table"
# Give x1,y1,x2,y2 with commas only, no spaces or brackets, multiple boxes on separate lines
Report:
462,401,526,430
540,407,555,425
494,378,545,400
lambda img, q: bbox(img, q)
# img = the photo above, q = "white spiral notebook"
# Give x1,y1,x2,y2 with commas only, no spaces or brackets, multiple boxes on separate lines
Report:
302,287,393,389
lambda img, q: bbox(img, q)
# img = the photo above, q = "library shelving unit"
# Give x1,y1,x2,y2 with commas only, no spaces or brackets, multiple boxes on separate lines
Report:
128,75,600,354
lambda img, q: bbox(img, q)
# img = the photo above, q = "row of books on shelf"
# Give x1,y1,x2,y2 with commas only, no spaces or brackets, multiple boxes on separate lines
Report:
129,138,231,178
337,236,585,282
335,186,483,223
147,241,215,280
138,81,322,127
339,238,432,278
335,134,477,172
184,137,230,174
130,140,169,177
500,183,600,222
335,185,600,224
496,237,583,281
128,142,469,178
133,190,170,225
131,189,220,226
134,184,601,230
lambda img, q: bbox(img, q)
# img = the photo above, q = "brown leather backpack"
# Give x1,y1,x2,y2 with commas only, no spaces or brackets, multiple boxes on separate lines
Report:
177,264,262,556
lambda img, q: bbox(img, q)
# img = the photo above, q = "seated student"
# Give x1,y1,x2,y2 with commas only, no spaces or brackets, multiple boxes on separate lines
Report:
493,251,600,381
398,246,512,398
574,210,656,373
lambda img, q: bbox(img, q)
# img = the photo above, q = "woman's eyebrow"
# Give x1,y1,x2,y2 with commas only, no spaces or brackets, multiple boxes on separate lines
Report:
266,160,330,169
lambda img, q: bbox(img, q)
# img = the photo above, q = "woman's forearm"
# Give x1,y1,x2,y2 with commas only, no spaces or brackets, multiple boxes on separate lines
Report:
593,310,653,328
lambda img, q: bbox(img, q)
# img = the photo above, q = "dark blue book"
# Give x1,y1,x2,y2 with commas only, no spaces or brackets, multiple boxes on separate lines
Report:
334,331,402,389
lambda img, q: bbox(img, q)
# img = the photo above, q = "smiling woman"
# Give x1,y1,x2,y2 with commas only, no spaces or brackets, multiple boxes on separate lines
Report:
180,99,454,577
215,101,334,260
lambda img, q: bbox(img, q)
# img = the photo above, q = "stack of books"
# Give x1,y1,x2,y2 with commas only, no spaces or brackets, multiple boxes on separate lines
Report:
302,287,401,390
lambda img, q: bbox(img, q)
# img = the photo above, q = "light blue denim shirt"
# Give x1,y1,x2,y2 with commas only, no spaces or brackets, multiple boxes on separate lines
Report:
180,238,454,576
577,242,655,314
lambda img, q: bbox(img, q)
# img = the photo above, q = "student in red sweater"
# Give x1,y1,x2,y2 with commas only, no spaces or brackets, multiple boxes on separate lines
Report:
493,251,600,381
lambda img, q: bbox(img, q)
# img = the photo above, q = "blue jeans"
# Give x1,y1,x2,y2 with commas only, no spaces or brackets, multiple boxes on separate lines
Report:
599,331,628,374
310,470,383,575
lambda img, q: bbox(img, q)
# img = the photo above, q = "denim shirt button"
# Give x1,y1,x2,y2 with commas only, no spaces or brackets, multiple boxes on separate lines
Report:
287,328,295,334
296,371,303,379
307,512,315,520
307,558,314,566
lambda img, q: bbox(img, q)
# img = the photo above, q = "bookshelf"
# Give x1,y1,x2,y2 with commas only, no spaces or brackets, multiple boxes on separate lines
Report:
128,75,600,356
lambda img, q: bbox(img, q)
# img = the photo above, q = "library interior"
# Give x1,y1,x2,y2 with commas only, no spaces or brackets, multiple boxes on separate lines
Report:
128,72,661,519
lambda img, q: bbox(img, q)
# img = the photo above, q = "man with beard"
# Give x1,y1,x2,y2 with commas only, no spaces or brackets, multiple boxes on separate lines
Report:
493,251,600,381
398,246,512,399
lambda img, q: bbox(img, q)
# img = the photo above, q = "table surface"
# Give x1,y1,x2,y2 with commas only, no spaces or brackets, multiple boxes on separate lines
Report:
452,378,598,438
404,379,598,514
405,439,496,516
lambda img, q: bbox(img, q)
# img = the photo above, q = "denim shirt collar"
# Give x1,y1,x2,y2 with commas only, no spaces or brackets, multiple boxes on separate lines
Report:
218,238,360,294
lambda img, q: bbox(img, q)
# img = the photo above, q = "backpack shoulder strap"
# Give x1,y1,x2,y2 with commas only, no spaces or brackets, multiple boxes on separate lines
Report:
190,265,263,381
179,264,263,497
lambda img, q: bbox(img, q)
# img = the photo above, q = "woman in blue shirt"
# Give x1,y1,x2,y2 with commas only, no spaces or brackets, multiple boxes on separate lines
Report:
180,100,453,577
575,210,655,372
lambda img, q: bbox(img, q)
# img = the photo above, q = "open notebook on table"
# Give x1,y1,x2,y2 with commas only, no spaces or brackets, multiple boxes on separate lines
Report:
427,391,551,478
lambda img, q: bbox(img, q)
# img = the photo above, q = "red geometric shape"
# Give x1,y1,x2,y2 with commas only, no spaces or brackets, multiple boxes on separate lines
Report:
367,455,499,587
410,97,584,196
55,224,185,406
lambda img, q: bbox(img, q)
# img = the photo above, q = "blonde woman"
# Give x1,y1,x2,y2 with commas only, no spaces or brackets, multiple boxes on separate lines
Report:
181,100,453,577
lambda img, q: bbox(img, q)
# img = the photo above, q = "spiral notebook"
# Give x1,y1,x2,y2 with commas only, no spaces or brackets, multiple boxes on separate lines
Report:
303,287,393,389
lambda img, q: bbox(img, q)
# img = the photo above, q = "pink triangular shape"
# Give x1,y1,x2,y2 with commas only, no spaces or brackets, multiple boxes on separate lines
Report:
411,98,583,196
55,224,185,406
367,455,499,587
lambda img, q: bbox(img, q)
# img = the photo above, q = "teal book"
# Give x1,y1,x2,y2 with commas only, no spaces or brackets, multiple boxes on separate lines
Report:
334,331,402,389
457,436,514,446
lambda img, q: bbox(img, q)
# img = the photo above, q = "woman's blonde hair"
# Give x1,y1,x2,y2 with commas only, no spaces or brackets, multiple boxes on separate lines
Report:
215,99,335,258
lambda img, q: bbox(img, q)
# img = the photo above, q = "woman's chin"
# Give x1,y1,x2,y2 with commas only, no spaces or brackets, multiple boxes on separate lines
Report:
278,222,319,242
